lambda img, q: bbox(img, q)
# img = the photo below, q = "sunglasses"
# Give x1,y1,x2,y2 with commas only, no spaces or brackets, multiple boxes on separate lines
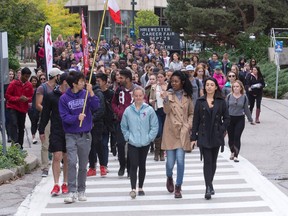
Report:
228,75,236,78
40,78,46,80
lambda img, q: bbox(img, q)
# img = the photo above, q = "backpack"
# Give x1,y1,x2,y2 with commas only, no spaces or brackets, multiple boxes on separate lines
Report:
195,79,200,97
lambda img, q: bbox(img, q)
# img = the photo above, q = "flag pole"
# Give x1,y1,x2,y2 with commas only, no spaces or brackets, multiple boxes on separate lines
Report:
79,0,109,127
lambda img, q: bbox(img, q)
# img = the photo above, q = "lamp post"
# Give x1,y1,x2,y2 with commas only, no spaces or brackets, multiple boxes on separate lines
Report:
131,0,137,39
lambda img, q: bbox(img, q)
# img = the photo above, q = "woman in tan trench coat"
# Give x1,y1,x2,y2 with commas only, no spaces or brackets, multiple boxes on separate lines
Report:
161,70,194,199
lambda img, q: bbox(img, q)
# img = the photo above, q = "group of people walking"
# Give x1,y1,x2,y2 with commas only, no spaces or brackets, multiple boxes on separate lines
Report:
2,33,267,203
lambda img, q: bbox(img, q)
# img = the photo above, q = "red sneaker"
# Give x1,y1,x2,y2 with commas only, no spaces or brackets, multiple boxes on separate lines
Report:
51,184,60,196
61,183,68,194
100,166,107,177
87,168,96,176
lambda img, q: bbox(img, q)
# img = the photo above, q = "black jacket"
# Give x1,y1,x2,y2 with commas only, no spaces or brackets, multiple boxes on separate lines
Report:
191,96,230,153
92,86,105,123
38,86,65,140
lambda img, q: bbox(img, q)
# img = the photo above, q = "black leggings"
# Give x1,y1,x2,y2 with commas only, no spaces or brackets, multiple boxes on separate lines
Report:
248,92,262,113
202,147,220,188
227,115,245,157
128,144,150,190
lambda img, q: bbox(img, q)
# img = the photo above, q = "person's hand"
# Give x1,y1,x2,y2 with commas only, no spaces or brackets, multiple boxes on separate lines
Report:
86,83,93,95
39,134,45,143
19,95,28,102
191,141,197,149
160,90,168,99
78,113,86,121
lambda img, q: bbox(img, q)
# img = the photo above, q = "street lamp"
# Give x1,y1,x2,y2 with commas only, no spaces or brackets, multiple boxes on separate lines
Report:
131,0,137,39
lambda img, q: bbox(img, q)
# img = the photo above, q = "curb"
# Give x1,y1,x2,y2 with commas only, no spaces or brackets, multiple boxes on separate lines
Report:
0,153,40,185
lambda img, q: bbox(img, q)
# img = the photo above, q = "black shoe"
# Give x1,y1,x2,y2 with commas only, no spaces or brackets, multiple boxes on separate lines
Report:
205,186,212,200
211,184,215,195
118,167,125,177
138,190,145,196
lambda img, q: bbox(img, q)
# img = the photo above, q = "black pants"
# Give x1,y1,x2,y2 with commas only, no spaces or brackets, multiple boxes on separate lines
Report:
227,115,245,157
8,109,26,148
28,108,39,135
202,147,220,188
128,144,150,190
89,122,104,168
116,122,130,172
248,92,262,113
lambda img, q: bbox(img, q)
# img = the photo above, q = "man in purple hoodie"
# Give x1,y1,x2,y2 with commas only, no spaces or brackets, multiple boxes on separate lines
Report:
59,71,99,203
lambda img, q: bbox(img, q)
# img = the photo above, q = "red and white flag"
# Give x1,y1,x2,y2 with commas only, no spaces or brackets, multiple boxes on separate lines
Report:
44,23,53,76
81,10,89,75
108,0,123,24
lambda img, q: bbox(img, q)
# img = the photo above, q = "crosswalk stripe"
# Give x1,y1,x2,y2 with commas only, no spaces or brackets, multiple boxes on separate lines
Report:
15,147,288,216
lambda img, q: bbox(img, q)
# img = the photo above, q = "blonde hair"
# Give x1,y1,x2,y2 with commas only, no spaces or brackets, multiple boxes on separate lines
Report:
232,80,245,95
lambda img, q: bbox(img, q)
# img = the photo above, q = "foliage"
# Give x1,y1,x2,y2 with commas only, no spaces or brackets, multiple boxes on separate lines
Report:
134,10,159,38
29,0,81,41
9,51,21,71
0,145,27,169
259,62,288,98
0,0,45,53
165,0,288,46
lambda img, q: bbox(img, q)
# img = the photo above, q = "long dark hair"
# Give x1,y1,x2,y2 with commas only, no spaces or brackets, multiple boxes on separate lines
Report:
167,70,193,98
203,77,224,99
253,66,264,80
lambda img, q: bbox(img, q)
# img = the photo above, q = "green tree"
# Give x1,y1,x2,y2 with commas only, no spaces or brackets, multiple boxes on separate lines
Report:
134,10,159,38
165,0,288,46
0,0,44,69
29,0,80,41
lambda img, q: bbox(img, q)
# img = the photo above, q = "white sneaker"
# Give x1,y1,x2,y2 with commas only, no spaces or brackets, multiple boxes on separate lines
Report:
64,192,77,203
32,139,37,144
78,191,87,201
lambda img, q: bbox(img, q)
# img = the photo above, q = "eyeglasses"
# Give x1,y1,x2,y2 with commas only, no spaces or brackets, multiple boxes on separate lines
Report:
40,78,46,80
198,71,204,73
228,75,236,78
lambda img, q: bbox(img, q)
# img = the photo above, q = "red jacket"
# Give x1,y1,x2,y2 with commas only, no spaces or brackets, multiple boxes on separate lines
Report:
5,79,34,113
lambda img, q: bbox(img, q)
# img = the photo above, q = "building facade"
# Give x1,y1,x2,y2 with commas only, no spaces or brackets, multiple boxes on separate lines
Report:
65,0,168,41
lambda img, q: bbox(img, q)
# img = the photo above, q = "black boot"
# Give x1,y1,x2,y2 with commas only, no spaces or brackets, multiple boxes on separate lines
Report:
205,186,212,200
166,177,174,193
211,184,215,195
174,185,182,198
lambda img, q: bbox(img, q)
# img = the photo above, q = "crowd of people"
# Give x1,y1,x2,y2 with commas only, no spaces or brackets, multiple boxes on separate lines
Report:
2,32,266,202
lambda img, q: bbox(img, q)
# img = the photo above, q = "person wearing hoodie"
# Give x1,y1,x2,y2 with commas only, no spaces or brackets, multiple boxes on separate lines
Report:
38,72,69,196
213,65,226,90
121,86,158,199
5,67,34,149
58,71,100,204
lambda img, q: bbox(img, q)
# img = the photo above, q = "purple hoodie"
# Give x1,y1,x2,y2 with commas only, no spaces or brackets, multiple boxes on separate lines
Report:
59,88,99,134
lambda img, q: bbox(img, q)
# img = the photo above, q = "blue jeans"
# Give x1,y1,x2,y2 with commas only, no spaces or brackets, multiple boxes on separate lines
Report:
166,148,185,186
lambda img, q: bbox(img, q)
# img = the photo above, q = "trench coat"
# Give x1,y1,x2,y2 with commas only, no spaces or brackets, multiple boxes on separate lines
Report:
161,91,194,151
191,96,230,153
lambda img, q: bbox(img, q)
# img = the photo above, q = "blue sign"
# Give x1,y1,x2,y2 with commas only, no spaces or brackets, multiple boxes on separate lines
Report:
130,28,135,37
275,40,283,52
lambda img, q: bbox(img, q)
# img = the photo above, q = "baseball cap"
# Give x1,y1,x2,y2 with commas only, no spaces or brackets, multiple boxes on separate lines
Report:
49,68,62,77
215,65,222,70
186,65,194,71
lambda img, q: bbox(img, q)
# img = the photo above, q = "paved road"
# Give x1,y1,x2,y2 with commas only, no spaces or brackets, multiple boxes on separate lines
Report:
15,148,288,216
